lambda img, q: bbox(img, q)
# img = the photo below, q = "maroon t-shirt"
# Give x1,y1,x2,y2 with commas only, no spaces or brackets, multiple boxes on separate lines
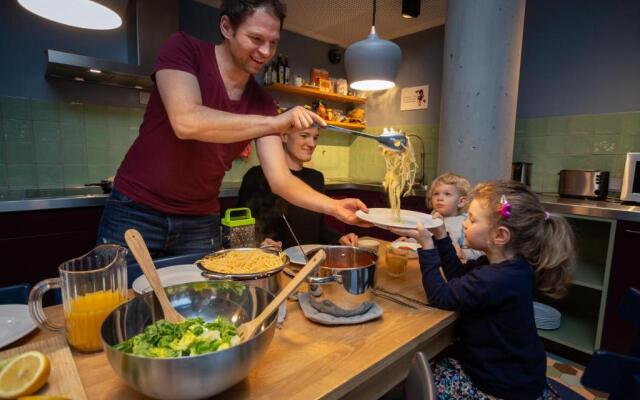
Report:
114,32,277,215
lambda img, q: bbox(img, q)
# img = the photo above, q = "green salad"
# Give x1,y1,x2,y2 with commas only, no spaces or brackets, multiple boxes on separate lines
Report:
114,316,240,358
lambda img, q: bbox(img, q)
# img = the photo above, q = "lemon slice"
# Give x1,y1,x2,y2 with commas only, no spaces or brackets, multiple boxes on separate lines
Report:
18,397,70,400
0,351,51,399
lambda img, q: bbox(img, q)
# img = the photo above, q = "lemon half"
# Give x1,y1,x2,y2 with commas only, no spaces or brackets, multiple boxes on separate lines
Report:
0,351,51,399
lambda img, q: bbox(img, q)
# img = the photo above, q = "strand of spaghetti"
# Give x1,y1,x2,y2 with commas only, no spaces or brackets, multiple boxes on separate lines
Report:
381,132,417,221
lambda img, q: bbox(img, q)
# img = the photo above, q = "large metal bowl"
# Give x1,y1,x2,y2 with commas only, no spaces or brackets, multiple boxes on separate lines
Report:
101,281,276,400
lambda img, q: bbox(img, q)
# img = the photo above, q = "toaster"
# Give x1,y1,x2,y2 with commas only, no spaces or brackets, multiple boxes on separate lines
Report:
558,170,609,200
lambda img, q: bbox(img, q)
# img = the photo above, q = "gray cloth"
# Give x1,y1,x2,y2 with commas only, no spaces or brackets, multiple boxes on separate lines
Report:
298,291,383,325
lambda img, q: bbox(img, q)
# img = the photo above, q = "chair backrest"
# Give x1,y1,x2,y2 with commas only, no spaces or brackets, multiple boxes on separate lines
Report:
0,283,31,305
404,352,437,400
581,288,640,399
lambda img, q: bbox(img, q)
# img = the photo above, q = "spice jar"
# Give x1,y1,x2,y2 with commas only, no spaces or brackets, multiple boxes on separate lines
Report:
221,207,256,248
385,245,408,277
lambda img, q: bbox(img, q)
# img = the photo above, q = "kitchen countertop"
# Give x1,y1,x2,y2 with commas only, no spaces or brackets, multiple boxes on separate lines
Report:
1,181,639,222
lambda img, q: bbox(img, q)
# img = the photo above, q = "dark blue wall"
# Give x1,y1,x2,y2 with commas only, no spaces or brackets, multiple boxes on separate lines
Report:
0,0,141,106
517,0,640,117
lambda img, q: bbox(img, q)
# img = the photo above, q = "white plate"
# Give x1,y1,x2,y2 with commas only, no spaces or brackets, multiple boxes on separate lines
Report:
356,208,444,230
0,304,37,349
284,244,324,265
132,264,207,294
391,240,421,259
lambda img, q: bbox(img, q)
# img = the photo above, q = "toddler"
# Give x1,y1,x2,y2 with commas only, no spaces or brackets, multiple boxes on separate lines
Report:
427,172,483,261
394,180,576,399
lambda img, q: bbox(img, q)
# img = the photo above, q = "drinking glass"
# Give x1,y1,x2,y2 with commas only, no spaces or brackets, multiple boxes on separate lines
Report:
28,245,128,352
385,245,408,278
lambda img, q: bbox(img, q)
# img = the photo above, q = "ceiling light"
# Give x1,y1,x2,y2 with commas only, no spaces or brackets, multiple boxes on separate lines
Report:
17,0,122,30
402,0,421,19
89,68,102,74
345,0,402,91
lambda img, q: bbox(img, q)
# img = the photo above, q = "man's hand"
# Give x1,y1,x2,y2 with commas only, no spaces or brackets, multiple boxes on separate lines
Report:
260,238,282,251
330,198,372,227
339,233,359,246
272,106,326,133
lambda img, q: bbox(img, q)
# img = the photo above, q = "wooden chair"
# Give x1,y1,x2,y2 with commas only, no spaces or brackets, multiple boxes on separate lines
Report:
0,283,31,304
581,288,640,399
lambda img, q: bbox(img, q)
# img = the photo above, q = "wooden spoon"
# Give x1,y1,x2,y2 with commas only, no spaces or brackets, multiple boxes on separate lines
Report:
237,249,326,341
124,229,185,323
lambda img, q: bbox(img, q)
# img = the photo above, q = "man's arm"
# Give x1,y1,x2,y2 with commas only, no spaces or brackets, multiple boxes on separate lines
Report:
255,135,370,226
155,69,325,142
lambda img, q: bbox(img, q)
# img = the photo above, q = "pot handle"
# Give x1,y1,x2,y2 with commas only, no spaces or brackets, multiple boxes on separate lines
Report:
307,274,342,285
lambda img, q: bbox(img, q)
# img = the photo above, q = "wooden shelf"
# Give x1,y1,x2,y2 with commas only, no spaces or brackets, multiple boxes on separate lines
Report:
264,83,367,104
538,311,597,354
573,260,604,290
322,121,367,130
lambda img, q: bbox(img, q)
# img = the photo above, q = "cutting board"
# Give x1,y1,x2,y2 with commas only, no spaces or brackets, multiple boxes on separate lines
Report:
0,335,87,400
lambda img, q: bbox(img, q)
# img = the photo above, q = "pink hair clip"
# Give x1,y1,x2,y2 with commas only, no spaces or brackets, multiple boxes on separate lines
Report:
498,195,512,220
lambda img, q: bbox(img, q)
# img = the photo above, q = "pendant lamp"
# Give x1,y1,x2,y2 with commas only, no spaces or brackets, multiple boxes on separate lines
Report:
345,0,402,91
18,0,122,30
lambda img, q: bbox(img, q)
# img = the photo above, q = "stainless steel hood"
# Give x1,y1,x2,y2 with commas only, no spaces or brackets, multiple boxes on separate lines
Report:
45,0,178,91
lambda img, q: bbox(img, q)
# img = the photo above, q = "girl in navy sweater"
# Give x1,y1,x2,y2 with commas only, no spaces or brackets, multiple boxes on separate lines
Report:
393,181,575,399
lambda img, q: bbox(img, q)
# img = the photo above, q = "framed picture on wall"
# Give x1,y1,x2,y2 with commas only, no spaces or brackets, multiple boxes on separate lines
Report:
400,85,429,111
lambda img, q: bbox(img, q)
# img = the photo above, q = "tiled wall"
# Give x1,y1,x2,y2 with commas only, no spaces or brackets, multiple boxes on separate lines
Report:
513,111,640,193
349,124,439,186
0,96,144,189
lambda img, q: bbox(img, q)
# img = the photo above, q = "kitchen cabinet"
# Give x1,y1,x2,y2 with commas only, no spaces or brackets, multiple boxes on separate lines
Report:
264,83,367,130
601,220,640,354
535,214,616,358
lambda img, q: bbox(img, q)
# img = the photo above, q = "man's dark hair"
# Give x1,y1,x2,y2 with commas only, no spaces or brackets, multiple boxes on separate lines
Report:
219,0,287,33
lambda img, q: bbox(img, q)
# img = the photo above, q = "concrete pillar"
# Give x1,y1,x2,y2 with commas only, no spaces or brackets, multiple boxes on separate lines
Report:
438,0,526,185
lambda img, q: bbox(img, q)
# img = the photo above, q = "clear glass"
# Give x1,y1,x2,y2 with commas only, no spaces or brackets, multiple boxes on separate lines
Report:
28,244,128,352
385,245,408,278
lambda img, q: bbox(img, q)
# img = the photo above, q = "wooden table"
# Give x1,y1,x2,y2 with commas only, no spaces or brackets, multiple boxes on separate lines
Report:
12,242,457,400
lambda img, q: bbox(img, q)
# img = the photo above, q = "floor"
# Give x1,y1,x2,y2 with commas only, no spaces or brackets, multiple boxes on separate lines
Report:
546,354,608,400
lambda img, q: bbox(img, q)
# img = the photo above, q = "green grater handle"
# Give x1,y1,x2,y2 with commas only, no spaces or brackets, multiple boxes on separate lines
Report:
222,207,255,227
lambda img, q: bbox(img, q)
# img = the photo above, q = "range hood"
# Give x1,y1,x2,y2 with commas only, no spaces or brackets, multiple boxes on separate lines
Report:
45,0,178,91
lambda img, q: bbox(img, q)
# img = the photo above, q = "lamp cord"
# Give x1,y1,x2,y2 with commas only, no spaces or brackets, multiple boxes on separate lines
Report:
372,0,376,27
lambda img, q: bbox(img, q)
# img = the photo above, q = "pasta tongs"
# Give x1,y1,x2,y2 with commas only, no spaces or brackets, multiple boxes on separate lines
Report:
315,123,407,151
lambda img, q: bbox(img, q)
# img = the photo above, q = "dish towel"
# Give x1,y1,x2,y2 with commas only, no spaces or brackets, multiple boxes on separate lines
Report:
298,291,383,325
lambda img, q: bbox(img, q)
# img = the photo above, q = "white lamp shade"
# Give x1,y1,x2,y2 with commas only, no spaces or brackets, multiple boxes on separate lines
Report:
345,30,402,91
18,0,122,30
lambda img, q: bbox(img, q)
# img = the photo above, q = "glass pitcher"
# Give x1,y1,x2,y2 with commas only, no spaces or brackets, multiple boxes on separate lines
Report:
28,245,128,352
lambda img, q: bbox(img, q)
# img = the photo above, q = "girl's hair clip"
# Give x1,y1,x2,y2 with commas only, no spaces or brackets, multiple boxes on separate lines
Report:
498,195,512,220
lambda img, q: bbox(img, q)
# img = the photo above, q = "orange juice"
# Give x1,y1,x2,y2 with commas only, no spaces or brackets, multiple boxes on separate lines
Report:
64,290,126,352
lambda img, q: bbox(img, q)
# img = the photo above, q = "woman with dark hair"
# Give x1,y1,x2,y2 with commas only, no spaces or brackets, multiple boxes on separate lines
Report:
98,0,368,258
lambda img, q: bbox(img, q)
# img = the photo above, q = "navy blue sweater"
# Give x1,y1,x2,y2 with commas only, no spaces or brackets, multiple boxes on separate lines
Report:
419,235,546,399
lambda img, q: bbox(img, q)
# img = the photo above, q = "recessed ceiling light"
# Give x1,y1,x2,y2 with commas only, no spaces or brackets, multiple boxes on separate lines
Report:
89,68,102,74
402,0,421,19
18,0,122,30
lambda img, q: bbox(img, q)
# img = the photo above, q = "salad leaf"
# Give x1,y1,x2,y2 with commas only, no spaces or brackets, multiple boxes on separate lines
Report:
114,316,239,358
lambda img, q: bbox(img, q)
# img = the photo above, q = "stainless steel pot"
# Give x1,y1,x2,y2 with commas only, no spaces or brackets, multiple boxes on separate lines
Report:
195,247,289,296
305,246,377,314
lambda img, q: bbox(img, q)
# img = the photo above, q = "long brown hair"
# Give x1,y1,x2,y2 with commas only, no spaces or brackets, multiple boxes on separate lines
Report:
472,181,576,299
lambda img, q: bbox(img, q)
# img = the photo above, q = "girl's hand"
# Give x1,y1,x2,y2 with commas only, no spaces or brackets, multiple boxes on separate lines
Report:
429,211,447,240
391,223,434,250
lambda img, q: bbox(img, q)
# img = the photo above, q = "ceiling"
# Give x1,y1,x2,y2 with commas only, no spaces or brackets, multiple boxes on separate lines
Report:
195,0,447,48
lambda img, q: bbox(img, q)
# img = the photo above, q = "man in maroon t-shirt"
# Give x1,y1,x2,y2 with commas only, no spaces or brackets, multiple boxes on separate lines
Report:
97,0,368,259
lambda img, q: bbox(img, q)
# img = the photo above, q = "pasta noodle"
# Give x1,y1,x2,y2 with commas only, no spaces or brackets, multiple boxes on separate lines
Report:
381,129,417,221
199,249,284,274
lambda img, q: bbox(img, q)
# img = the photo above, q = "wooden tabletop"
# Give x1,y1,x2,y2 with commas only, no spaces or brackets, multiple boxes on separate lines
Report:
11,242,457,400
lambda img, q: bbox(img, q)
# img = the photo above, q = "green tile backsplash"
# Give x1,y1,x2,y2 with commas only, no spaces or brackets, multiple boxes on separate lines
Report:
0,96,144,189
513,111,640,193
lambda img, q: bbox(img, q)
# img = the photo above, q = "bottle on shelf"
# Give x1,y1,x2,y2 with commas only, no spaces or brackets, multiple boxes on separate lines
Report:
277,53,285,83
264,61,271,85
270,58,277,85
284,56,290,85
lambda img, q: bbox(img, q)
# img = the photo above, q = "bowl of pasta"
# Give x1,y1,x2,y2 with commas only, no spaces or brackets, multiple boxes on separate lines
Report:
101,281,276,399
196,248,290,296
